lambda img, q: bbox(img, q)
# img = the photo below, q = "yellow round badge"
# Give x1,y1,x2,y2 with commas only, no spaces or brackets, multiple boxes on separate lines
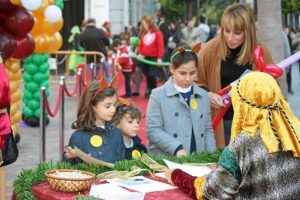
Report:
190,98,198,110
132,150,142,159
90,135,102,147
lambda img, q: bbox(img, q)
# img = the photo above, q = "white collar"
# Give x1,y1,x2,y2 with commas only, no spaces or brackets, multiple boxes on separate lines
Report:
173,83,192,93
124,138,134,148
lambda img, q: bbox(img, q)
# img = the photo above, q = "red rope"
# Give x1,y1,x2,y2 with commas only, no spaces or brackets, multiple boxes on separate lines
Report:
45,84,63,117
64,73,79,97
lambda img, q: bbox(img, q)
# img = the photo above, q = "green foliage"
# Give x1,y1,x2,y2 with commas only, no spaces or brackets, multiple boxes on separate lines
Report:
282,0,300,14
14,151,221,199
161,0,185,20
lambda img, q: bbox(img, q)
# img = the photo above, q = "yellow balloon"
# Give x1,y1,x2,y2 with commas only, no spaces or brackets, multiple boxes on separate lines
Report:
11,112,22,125
52,32,63,51
10,71,22,81
44,18,64,34
10,80,21,93
11,92,22,103
48,0,55,5
7,60,20,73
10,104,19,116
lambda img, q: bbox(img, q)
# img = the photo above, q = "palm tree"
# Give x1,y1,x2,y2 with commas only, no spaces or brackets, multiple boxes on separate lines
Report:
257,0,288,97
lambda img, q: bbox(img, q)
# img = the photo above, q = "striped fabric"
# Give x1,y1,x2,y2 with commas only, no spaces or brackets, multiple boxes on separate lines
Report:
202,133,300,200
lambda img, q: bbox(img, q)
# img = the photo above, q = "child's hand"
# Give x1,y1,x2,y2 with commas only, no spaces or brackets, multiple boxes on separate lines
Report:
65,147,79,159
175,149,187,157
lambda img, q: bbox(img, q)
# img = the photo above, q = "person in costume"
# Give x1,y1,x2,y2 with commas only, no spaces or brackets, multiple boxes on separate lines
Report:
146,44,216,157
195,3,274,148
112,102,147,160
0,51,12,162
64,77,125,164
166,72,300,199
138,16,164,98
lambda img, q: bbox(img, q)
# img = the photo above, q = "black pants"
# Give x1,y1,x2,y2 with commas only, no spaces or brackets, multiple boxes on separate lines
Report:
140,57,158,94
122,71,131,97
286,66,292,91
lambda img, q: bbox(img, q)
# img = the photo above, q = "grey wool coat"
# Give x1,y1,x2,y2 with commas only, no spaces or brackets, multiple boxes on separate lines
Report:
146,78,216,156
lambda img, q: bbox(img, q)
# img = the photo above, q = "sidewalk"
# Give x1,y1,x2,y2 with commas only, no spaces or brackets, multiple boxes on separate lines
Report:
5,63,300,199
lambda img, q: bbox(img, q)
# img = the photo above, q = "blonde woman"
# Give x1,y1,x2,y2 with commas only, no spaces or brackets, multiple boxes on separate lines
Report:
196,3,274,147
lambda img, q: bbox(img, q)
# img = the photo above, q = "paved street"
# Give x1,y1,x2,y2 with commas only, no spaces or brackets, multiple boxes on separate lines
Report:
3,64,300,199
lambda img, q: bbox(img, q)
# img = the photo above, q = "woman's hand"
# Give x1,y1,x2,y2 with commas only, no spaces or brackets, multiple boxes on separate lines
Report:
208,92,225,109
65,147,79,159
157,58,162,67
176,149,187,157
165,169,175,184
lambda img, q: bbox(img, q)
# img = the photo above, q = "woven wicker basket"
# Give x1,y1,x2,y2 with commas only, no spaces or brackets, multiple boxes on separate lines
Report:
45,169,96,192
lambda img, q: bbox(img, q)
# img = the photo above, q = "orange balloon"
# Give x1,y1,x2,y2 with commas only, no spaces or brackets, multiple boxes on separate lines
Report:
10,0,21,5
44,18,64,34
48,0,55,5
31,14,45,35
47,32,62,52
32,0,49,14
34,34,50,53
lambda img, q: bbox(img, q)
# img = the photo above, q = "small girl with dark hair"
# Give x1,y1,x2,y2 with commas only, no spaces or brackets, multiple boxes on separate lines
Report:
65,80,125,164
112,103,147,159
146,44,216,157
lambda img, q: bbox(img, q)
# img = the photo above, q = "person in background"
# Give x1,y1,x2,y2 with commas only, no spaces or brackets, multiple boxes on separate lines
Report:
112,103,147,159
138,16,164,98
146,45,216,157
79,18,111,81
196,3,274,148
114,38,132,98
64,81,125,164
166,72,300,199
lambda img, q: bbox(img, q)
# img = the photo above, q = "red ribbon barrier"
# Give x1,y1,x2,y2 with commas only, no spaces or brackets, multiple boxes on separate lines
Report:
45,84,63,117
64,73,79,97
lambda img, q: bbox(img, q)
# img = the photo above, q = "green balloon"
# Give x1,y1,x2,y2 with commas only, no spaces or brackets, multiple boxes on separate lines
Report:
131,37,139,48
24,106,33,117
33,73,45,84
40,81,49,88
28,100,39,110
44,72,49,80
34,109,40,118
24,90,33,100
33,54,44,65
23,56,33,64
25,63,38,75
23,72,32,82
39,63,49,73
27,81,39,93
33,91,40,101
42,54,49,62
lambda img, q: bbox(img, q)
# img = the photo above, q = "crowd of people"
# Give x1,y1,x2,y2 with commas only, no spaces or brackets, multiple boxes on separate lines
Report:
60,2,300,199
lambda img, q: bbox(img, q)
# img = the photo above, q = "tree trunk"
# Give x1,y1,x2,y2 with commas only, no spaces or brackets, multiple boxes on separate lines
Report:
187,0,193,20
257,0,288,97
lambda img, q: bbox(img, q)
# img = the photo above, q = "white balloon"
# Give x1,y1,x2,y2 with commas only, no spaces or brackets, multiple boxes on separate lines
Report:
44,5,62,23
21,0,42,11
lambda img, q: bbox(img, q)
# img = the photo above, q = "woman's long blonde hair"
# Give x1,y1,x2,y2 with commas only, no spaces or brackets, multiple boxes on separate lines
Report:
219,3,257,66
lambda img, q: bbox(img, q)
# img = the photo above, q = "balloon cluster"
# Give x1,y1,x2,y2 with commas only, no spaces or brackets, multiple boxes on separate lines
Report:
22,54,50,126
0,0,35,60
20,0,64,126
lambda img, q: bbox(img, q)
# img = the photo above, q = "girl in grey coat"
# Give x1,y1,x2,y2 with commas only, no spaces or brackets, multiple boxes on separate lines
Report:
146,45,216,157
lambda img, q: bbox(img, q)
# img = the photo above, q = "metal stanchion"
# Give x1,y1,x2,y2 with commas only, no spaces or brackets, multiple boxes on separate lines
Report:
39,87,46,162
78,69,82,97
90,63,94,82
59,77,65,161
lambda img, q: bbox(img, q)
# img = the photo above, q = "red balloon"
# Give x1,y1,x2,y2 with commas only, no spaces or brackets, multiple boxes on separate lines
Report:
0,0,17,12
13,34,35,59
0,32,16,59
263,64,283,78
253,45,265,71
4,8,34,36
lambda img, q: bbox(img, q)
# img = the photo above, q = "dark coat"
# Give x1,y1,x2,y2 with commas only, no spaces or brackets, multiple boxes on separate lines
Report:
79,25,109,62
125,136,147,159
65,122,125,164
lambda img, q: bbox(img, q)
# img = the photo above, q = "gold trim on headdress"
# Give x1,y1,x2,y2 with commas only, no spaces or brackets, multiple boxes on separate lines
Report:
231,72,300,157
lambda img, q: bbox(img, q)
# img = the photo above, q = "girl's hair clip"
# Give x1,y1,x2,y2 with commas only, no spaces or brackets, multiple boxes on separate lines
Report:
171,42,201,64
92,72,120,100
118,97,133,105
